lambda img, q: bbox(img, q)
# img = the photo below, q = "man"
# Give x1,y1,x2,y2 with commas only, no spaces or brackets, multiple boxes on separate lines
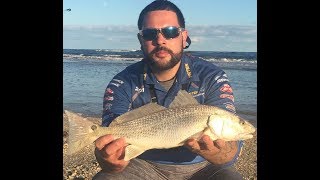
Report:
93,0,243,179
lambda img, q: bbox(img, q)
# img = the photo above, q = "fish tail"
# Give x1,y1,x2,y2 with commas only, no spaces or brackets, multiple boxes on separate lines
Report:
64,110,99,155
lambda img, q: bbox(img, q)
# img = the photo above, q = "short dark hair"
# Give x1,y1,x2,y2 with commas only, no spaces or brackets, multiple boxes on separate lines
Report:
137,0,191,49
137,0,185,30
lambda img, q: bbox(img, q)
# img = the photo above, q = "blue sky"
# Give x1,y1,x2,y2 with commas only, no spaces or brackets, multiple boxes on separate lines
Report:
63,0,256,52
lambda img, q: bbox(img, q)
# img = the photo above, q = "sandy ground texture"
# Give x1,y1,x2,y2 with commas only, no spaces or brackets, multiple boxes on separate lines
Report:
63,112,257,180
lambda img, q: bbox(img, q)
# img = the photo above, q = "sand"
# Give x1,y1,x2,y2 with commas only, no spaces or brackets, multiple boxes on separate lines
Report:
63,113,257,180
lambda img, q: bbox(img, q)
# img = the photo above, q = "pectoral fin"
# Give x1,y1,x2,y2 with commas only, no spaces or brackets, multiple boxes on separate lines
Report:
124,145,145,161
203,127,218,141
177,131,204,146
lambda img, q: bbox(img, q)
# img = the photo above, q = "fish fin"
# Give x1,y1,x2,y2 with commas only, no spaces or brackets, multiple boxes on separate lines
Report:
124,144,145,161
110,103,166,126
177,131,204,146
203,127,218,141
169,90,199,109
64,110,99,155
178,128,218,146
189,131,204,141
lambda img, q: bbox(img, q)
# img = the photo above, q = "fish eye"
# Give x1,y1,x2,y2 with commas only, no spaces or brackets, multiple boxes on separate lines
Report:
91,125,97,130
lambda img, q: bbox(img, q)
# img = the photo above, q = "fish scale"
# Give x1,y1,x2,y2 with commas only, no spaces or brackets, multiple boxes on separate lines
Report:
65,90,255,161
100,105,210,140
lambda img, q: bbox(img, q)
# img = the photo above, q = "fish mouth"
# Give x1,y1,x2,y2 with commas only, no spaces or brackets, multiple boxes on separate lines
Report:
236,133,254,140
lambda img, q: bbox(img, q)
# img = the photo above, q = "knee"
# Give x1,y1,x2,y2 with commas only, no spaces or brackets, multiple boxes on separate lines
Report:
92,171,108,180
211,166,243,180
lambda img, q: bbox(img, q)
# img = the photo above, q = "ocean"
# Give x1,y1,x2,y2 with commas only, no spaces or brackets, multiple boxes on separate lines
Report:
63,49,257,127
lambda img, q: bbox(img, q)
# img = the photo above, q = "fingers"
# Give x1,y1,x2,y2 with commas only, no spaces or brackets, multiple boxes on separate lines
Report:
104,137,126,156
95,135,126,158
116,146,126,160
95,134,115,150
213,139,226,149
94,135,129,173
185,135,218,152
199,135,214,150
185,138,200,152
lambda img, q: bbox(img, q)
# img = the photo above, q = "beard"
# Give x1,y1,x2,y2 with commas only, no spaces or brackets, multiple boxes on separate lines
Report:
143,46,183,73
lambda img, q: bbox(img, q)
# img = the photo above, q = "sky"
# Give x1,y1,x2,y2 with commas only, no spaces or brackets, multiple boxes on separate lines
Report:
63,0,257,52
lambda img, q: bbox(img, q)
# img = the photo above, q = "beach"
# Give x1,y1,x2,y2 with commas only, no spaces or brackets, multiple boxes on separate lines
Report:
63,50,257,179
63,112,257,180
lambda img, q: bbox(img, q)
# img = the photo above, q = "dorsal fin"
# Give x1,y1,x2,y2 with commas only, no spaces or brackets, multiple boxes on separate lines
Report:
169,90,199,109
109,103,166,126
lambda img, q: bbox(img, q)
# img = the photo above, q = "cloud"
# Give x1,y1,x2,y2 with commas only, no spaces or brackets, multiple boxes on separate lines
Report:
63,25,256,51
187,25,256,51
187,25,256,37
63,25,139,50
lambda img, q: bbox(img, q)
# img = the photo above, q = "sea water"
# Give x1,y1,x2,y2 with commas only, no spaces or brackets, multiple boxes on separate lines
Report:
63,49,257,126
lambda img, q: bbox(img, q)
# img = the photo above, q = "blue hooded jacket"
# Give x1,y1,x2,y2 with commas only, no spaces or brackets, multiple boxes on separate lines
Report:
102,53,242,165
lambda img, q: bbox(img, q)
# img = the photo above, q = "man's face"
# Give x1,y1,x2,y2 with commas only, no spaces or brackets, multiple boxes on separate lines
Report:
138,10,188,71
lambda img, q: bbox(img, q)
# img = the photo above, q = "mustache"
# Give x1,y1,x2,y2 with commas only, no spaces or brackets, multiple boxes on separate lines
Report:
150,46,174,56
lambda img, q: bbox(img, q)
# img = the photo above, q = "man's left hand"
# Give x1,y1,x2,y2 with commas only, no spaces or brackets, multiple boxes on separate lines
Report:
184,135,238,165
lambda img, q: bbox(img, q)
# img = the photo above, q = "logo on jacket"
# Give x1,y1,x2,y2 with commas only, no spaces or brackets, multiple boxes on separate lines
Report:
220,84,233,93
214,74,229,83
135,86,144,93
112,79,124,84
223,102,236,113
184,63,192,78
104,103,112,110
104,96,114,101
105,88,114,94
220,94,234,102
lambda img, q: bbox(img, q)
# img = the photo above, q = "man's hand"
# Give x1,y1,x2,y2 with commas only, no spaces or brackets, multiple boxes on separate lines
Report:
94,135,129,173
184,135,238,165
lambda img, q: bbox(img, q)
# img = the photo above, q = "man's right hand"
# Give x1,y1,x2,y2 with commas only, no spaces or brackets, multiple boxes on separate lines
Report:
94,135,129,173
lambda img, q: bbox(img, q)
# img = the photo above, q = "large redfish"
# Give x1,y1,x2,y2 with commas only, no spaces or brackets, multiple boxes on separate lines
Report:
65,90,255,161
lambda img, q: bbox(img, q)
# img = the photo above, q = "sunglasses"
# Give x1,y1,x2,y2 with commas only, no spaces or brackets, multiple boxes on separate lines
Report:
139,26,185,41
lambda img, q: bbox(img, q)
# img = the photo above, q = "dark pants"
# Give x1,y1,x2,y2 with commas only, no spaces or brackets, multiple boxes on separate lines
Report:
93,158,242,180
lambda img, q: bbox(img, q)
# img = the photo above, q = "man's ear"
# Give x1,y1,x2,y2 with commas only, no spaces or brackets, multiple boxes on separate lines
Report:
182,30,188,49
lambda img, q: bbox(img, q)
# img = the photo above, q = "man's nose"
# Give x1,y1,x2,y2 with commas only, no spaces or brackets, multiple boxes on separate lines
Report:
155,31,167,45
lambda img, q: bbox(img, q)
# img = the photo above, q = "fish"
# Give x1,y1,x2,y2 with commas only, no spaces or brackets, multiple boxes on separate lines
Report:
65,90,255,161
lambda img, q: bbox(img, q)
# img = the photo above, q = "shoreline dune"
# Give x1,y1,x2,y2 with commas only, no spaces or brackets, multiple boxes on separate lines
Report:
63,112,257,180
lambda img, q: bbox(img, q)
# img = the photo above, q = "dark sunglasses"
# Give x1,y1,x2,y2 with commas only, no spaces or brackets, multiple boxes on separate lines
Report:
139,26,185,41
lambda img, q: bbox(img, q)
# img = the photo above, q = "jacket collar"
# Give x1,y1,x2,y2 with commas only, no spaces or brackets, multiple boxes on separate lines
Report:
143,53,200,85
176,53,200,84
